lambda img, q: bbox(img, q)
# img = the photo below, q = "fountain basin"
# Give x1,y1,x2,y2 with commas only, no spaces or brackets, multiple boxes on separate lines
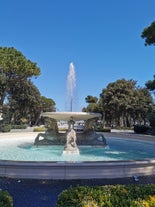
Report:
0,132,155,179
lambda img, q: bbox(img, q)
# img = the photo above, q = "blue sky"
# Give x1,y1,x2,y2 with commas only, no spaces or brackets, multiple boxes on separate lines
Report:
0,0,155,111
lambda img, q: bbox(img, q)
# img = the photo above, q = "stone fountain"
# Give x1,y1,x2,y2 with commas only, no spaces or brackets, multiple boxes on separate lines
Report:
34,111,107,154
34,63,107,153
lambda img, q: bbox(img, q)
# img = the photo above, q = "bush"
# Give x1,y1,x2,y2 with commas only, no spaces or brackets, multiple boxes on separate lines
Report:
0,125,11,132
11,125,27,129
0,190,13,207
0,124,28,132
134,125,149,134
95,127,111,132
56,184,155,207
33,127,46,132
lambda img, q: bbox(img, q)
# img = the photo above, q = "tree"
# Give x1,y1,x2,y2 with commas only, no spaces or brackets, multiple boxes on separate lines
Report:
82,95,102,113
7,79,42,125
85,95,98,103
141,21,155,46
0,47,40,108
6,81,56,125
100,79,153,127
145,75,155,97
41,96,56,112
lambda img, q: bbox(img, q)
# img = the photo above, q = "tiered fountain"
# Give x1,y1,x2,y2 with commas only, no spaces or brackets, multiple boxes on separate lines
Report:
34,62,107,153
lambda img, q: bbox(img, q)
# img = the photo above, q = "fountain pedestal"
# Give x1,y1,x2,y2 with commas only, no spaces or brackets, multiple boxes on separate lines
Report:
34,112,107,147
63,129,79,155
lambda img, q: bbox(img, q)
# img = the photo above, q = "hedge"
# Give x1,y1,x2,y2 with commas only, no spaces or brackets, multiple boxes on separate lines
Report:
56,184,155,207
0,190,13,207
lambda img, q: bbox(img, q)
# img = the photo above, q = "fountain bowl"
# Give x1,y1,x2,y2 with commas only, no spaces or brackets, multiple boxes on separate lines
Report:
0,132,155,180
41,111,102,121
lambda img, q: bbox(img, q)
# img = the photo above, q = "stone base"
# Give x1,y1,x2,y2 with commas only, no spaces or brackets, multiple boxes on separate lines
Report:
62,148,80,155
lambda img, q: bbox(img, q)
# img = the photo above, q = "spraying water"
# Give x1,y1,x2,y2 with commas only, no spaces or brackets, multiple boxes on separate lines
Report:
67,62,76,111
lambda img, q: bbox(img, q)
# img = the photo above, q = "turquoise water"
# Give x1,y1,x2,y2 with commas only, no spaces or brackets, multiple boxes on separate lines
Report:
0,137,155,162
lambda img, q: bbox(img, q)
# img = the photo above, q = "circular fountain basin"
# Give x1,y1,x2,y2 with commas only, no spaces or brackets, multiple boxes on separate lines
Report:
0,132,155,179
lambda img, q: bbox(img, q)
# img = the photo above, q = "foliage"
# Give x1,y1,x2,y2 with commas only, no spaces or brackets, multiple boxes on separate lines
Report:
83,79,153,129
7,79,42,125
85,96,98,104
56,184,155,207
41,96,56,112
2,78,56,126
0,47,50,126
10,125,27,129
95,127,111,132
0,124,11,132
145,75,155,99
33,126,46,132
146,77,155,91
0,190,13,207
134,125,149,134
83,95,102,114
141,21,155,46
148,110,155,134
99,79,153,128
0,47,40,106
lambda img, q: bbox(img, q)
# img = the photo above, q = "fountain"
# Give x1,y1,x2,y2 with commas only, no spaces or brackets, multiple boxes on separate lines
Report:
34,62,107,153
34,111,107,150
0,63,155,180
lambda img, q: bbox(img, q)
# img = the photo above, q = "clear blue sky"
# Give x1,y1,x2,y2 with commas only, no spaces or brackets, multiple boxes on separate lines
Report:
0,0,155,111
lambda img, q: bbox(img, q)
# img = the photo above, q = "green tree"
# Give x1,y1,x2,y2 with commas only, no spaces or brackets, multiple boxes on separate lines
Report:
82,95,102,113
133,87,153,125
148,110,155,134
100,79,153,128
145,75,155,97
41,96,56,112
85,95,98,103
7,80,42,125
0,47,40,108
141,21,155,46
6,81,56,125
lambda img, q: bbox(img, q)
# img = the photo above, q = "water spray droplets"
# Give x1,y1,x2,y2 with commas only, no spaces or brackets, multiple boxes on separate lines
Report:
67,62,76,111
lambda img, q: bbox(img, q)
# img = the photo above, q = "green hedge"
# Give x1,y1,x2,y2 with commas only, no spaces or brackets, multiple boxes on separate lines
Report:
0,125,11,132
0,190,13,207
33,127,46,132
11,125,27,129
0,124,27,132
56,184,155,207
134,125,149,134
95,127,111,132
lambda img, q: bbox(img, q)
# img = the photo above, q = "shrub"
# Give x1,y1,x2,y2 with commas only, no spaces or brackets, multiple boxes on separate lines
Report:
11,125,27,129
0,190,13,207
56,184,155,207
134,125,149,134
0,125,11,132
33,127,46,132
95,127,111,132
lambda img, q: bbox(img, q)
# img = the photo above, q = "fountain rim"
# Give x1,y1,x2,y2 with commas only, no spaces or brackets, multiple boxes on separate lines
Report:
41,111,102,121
1,157,155,180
